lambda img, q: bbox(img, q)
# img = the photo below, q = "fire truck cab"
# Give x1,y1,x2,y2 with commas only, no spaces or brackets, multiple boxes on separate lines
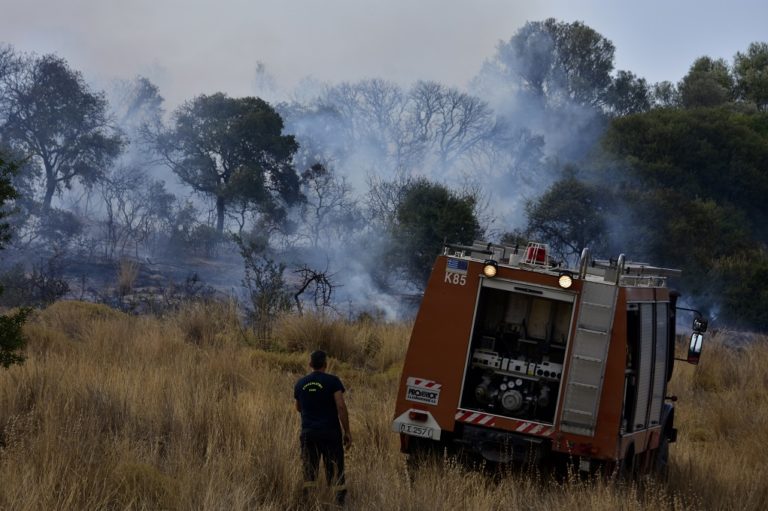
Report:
392,241,707,474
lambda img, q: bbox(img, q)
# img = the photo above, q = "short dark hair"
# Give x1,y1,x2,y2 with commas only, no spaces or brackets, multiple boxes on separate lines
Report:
310,350,327,369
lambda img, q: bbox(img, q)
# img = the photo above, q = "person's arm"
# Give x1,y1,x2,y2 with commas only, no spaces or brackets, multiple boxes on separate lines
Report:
334,390,352,447
294,383,302,413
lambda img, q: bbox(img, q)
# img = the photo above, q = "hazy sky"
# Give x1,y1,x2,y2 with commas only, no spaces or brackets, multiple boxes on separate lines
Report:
2,0,767,107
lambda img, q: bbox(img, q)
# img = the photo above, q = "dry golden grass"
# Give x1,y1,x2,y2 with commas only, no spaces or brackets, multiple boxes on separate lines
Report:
118,260,140,297
0,301,766,510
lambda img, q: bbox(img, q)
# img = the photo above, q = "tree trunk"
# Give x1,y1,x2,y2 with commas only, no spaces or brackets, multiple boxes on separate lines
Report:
42,177,56,214
216,196,226,233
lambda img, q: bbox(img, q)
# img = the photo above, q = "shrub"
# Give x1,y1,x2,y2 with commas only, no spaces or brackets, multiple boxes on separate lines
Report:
0,308,29,368
117,259,140,297
235,236,292,340
173,300,243,347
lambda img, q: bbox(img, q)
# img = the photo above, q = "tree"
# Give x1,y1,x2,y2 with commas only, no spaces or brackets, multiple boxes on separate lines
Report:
316,79,412,171
0,44,19,87
0,154,18,251
711,248,768,330
603,107,768,241
99,166,175,259
234,235,292,338
492,18,615,108
279,102,349,173
600,104,768,328
298,163,360,248
627,190,751,303
733,42,768,111
0,53,123,212
525,175,612,262
605,70,651,116
0,152,29,368
293,263,339,315
406,81,495,170
652,81,680,108
392,179,481,286
156,93,301,233
111,76,164,136
111,76,165,168
365,170,414,229
473,18,615,162
678,57,735,108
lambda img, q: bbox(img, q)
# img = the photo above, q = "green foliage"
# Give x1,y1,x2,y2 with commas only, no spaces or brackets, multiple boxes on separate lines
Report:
629,191,751,300
0,152,27,367
158,93,301,233
0,53,123,212
652,81,681,108
0,307,30,368
604,108,768,241
392,179,481,286
605,70,651,116
526,61,768,329
711,249,768,330
495,18,615,108
734,42,768,111
525,174,612,262
590,103,768,328
234,235,292,339
0,153,17,249
679,57,735,108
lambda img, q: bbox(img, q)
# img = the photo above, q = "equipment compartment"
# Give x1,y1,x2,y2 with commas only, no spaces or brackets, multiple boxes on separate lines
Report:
460,286,575,424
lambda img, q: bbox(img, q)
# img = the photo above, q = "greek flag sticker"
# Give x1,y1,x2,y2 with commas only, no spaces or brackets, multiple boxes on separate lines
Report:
446,258,468,274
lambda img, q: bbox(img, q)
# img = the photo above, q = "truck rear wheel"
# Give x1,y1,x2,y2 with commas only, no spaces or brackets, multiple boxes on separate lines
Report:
618,445,636,481
653,435,669,480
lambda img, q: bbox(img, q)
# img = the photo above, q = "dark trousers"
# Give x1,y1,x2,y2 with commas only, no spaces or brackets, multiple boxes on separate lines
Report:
300,429,346,505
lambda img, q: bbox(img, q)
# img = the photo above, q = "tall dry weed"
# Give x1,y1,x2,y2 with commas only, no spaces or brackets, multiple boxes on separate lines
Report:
118,259,140,297
271,312,410,370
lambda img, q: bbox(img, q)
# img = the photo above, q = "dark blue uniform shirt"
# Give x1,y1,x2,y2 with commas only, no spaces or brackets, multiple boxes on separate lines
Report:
294,371,345,432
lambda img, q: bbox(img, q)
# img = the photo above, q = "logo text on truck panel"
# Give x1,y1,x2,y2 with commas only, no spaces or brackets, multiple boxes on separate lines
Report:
406,377,442,405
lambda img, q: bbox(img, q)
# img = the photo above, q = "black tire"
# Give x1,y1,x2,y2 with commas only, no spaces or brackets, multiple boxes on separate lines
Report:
618,445,636,481
653,435,670,480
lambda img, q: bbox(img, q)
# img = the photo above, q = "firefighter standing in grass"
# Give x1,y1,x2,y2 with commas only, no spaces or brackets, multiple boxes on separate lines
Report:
294,350,351,506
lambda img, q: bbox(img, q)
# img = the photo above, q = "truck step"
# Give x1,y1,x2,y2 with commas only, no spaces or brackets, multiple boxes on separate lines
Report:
563,408,594,417
572,354,603,363
576,327,608,336
568,381,599,390
581,301,612,309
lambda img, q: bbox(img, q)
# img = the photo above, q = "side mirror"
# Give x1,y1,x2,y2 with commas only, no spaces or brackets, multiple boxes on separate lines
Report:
688,332,704,365
693,316,708,333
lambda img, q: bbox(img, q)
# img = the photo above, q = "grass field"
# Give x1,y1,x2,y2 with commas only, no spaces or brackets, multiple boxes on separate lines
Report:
0,300,766,510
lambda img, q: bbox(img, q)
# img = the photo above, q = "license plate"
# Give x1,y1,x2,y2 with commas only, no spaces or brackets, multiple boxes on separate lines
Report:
399,423,434,439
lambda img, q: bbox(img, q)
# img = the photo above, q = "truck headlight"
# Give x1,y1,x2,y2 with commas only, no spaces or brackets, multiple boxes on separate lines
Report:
483,260,498,278
558,272,573,289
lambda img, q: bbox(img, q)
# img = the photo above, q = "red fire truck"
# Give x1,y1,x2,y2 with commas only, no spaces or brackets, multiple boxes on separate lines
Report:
392,241,707,474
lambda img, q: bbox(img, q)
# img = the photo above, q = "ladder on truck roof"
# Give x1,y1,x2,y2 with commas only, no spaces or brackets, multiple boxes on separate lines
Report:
559,279,618,437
